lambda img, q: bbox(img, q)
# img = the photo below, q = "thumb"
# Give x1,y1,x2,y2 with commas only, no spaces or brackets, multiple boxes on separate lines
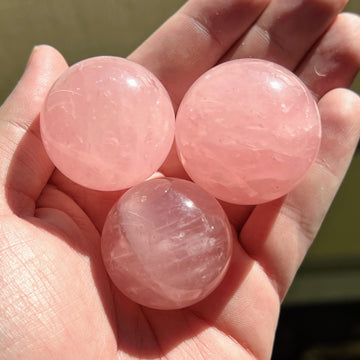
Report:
0,45,68,216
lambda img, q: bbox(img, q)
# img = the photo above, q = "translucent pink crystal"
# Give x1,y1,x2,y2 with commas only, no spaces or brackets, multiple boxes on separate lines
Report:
101,178,233,310
175,59,321,204
41,56,175,190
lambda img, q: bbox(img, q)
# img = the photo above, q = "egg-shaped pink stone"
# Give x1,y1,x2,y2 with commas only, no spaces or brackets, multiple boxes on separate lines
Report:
175,59,321,204
101,178,233,310
41,56,175,190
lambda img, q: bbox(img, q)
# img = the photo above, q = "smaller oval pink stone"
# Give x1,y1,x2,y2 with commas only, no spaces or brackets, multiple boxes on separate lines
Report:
175,59,322,204
41,56,175,190
101,178,233,310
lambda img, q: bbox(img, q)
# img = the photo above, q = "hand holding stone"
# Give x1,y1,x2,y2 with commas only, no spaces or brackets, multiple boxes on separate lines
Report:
0,1,359,359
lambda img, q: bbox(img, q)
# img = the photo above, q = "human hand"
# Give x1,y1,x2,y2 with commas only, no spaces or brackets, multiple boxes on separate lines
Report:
1,1,360,359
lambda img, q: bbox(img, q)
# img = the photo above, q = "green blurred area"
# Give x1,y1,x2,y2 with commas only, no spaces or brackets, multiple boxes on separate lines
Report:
308,155,360,259
0,0,359,304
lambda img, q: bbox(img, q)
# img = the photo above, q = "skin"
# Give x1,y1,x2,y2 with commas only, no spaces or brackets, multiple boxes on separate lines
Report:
0,0,360,359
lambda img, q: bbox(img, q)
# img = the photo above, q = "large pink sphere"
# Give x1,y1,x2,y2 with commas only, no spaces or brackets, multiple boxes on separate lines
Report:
101,178,233,310
41,56,175,190
175,59,321,204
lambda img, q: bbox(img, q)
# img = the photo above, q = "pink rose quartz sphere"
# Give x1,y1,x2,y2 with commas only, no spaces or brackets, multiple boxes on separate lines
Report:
41,56,175,190
101,178,233,310
175,59,321,204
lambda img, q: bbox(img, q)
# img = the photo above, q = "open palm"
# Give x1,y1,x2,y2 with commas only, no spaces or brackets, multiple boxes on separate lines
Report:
1,1,360,359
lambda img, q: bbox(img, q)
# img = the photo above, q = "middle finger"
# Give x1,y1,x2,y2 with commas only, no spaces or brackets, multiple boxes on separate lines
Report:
222,0,347,69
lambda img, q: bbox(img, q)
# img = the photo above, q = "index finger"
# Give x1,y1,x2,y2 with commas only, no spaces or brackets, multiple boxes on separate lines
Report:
128,0,270,108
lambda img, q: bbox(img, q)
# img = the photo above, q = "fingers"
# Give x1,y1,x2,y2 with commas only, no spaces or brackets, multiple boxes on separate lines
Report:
296,12,360,100
240,88,360,300
130,0,351,205
222,0,347,69
221,9,360,230
0,45,68,216
129,0,270,108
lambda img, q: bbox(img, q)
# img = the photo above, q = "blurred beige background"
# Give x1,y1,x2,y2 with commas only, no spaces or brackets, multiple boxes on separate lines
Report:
0,0,185,102
0,0,359,304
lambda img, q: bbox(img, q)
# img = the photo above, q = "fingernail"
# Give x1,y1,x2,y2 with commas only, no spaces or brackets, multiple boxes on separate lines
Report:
25,45,40,70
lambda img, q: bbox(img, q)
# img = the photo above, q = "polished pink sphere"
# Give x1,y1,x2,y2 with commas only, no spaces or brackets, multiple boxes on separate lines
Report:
101,178,233,310
41,56,175,190
175,59,321,204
